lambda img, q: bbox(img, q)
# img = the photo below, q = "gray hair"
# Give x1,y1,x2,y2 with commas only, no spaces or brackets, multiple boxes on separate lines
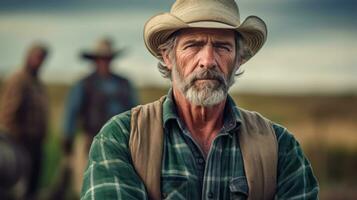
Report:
157,35,178,79
157,32,252,80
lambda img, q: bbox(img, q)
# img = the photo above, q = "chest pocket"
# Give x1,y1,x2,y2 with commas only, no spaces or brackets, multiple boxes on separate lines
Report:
161,174,189,199
229,177,249,200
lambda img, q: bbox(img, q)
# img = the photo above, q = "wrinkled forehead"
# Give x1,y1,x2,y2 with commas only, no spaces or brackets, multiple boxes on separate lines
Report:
176,28,236,43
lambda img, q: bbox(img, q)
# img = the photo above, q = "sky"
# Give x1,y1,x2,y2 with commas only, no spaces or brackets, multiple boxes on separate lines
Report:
0,0,356,94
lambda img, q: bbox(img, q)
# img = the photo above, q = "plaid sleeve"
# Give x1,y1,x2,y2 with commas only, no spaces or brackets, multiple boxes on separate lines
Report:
274,124,319,199
0,73,25,135
81,112,148,200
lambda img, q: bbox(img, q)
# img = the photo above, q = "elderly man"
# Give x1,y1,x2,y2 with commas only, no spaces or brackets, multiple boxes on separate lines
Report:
81,0,319,199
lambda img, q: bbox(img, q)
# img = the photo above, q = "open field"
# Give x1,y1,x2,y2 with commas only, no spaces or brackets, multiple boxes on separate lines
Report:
1,81,357,199
141,86,357,149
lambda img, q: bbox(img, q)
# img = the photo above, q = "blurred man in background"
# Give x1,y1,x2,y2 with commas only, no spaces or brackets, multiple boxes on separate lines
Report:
62,37,138,193
0,42,49,200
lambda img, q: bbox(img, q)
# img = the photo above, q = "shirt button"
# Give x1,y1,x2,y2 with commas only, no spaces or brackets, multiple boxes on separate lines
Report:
162,193,167,199
208,192,214,198
198,158,204,164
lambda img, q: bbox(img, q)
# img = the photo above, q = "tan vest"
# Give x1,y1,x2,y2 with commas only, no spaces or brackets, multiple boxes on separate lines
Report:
129,96,277,200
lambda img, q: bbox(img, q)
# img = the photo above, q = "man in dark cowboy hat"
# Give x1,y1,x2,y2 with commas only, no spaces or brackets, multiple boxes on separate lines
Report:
81,1,319,199
61,38,138,193
62,37,138,154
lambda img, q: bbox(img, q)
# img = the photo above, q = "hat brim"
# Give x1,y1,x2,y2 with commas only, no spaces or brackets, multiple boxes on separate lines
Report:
144,13,267,65
81,50,123,60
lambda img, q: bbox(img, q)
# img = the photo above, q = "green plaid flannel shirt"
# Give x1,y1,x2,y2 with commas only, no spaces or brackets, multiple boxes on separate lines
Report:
81,91,319,199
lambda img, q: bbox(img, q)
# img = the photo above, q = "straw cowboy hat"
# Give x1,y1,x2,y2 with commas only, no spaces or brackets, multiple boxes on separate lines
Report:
144,0,267,65
81,38,124,60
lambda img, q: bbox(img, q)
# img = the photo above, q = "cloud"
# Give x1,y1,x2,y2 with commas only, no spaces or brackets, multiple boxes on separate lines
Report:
0,0,172,12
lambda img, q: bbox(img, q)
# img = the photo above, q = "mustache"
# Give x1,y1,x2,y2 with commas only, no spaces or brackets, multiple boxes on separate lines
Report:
188,69,227,85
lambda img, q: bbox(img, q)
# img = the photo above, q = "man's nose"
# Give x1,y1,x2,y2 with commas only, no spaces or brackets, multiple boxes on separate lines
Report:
198,45,217,69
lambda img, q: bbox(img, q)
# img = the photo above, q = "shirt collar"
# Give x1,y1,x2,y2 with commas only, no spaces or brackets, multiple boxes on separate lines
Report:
162,88,242,134
162,88,179,125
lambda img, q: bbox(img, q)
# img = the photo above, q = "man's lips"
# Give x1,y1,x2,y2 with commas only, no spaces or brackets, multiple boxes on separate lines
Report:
194,78,220,82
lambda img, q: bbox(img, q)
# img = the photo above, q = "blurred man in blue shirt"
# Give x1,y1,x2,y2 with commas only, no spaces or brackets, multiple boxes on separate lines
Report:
62,38,138,155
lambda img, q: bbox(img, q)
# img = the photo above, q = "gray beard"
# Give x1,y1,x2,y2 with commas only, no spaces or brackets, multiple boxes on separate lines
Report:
172,65,236,107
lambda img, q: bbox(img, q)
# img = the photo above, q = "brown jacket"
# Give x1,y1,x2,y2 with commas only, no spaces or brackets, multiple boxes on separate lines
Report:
0,69,49,144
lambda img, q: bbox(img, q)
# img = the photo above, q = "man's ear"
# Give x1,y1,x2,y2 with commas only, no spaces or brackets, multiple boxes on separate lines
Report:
161,50,173,70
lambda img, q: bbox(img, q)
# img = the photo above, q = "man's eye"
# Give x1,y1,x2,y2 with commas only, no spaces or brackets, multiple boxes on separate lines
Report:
183,44,201,50
216,45,231,52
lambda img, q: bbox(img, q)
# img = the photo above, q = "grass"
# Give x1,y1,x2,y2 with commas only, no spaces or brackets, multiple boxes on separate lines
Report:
40,130,62,188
